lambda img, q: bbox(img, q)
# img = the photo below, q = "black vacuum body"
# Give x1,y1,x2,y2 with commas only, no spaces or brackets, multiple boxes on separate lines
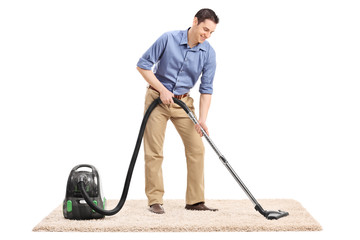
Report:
63,164,106,220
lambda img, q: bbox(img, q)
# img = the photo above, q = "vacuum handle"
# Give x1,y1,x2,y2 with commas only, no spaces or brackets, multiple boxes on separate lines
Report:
72,164,96,172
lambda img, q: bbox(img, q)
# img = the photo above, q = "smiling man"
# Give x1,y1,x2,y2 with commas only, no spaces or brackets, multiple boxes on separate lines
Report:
136,8,219,214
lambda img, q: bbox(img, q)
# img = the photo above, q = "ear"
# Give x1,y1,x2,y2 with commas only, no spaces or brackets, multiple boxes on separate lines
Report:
193,17,198,26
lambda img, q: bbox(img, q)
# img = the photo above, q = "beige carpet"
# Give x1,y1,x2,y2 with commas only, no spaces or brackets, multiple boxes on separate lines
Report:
33,199,321,232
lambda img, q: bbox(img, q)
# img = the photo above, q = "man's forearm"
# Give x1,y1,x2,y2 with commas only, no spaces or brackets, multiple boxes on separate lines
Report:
199,94,212,123
136,66,168,93
136,66,174,104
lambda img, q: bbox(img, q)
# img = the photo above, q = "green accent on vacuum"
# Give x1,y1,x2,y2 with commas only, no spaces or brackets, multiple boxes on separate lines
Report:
92,200,98,213
67,200,72,212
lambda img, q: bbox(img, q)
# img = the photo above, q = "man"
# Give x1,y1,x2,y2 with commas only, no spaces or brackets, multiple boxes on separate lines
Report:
136,8,219,214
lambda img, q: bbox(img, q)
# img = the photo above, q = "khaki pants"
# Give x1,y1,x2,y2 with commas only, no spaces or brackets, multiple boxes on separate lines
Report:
144,88,205,206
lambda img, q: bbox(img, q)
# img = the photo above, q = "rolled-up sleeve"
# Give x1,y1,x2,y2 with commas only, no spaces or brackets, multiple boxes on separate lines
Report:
137,33,168,70
199,47,216,94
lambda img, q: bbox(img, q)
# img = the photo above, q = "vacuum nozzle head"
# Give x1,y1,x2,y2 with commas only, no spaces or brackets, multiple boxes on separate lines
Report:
266,210,289,220
255,205,289,220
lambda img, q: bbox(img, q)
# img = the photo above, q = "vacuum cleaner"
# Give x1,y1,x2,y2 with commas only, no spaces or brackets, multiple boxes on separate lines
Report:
63,97,289,220
63,164,105,219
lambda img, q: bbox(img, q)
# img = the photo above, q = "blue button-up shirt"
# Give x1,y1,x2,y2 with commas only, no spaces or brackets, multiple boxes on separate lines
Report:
137,29,216,95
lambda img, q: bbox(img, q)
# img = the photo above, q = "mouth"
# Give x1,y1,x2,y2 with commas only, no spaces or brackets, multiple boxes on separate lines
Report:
200,36,206,42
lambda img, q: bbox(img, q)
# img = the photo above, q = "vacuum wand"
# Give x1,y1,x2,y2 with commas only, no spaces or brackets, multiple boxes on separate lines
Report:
178,98,289,220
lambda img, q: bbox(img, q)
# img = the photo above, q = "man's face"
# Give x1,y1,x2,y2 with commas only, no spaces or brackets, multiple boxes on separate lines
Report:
192,18,217,44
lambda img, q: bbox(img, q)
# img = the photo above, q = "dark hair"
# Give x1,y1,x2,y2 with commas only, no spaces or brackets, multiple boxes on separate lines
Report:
195,8,219,24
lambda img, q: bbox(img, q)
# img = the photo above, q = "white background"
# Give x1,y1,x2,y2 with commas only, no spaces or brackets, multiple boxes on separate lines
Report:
1,0,359,239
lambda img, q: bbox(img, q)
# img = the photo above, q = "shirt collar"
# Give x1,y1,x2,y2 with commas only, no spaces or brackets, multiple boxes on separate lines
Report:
180,28,207,51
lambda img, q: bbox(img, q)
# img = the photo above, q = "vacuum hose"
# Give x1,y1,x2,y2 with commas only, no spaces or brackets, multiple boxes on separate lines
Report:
78,97,191,216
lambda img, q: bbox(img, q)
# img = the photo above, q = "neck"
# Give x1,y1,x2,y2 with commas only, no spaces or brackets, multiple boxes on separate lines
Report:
187,27,198,48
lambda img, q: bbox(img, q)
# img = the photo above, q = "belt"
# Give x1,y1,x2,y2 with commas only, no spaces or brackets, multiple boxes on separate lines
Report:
149,85,189,99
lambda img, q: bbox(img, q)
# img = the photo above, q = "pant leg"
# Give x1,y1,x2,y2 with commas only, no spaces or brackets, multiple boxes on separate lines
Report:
170,96,205,205
143,88,170,206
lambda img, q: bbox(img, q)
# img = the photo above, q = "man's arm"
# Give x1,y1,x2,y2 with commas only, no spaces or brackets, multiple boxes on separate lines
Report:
196,45,215,137
136,67,174,105
136,32,174,105
195,93,212,137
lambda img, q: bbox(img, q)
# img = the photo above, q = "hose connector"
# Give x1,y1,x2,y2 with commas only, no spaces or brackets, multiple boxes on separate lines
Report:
77,174,88,184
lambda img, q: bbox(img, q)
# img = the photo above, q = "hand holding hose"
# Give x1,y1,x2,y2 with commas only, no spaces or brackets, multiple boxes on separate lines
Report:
160,88,174,105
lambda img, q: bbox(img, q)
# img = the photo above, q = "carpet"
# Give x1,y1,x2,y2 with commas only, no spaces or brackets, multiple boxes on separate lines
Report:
33,199,322,232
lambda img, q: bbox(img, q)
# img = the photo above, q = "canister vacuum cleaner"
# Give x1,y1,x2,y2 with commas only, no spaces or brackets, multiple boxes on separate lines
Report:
63,164,105,220
63,97,289,220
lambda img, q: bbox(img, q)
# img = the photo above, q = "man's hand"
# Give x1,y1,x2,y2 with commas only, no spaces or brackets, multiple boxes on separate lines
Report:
160,88,174,105
195,121,209,137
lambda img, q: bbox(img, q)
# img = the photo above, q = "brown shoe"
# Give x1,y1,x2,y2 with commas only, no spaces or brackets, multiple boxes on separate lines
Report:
185,202,218,211
149,204,165,214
